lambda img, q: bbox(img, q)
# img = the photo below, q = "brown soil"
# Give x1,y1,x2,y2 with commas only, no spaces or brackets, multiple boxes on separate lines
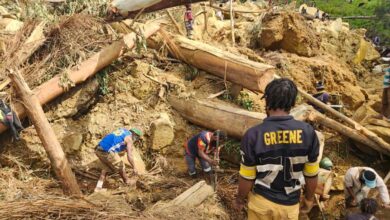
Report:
0,1,389,220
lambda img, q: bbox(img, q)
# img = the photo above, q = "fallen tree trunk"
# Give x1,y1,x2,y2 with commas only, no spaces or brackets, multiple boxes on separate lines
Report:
168,180,214,207
109,0,206,20
169,96,390,156
0,22,161,134
306,111,390,156
9,71,81,195
168,96,310,138
158,33,275,92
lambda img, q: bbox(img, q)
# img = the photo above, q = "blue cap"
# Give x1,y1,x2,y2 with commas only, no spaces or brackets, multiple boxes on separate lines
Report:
363,170,377,189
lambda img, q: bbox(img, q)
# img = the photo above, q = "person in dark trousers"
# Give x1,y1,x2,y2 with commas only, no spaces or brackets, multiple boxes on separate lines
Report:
310,81,330,114
346,198,378,220
234,78,320,219
184,130,226,177
0,99,23,140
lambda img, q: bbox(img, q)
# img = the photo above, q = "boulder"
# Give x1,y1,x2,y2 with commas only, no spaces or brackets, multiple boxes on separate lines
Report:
61,133,83,153
150,113,175,151
339,82,366,110
257,12,320,57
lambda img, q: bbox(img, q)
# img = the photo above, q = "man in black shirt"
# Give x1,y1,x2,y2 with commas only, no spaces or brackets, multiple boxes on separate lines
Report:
234,78,320,219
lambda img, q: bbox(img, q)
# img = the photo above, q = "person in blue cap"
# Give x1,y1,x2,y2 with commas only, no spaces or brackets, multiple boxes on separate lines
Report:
344,167,390,209
95,128,143,191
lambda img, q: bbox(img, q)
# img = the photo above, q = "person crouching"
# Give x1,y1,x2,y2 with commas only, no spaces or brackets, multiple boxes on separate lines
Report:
184,130,226,178
95,128,142,191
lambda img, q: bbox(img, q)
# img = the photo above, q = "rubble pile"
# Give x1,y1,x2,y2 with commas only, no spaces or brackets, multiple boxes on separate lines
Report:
0,1,389,219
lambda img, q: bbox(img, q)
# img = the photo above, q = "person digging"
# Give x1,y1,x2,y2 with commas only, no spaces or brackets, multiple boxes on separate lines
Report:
95,128,142,191
184,130,226,181
344,167,390,209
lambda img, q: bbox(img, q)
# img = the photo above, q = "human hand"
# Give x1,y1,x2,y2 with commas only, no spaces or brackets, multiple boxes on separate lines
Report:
350,198,358,207
383,204,390,209
233,197,245,212
209,160,218,166
301,198,314,214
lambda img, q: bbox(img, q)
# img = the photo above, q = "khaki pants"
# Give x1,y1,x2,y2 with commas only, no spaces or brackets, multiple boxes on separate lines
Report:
95,150,124,173
248,192,299,220
382,88,390,118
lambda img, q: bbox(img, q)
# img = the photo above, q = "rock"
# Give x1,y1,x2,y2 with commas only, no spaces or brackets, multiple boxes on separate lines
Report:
257,12,320,57
0,18,23,32
365,125,390,143
129,60,150,78
150,113,175,150
61,133,83,153
352,104,378,124
339,82,366,110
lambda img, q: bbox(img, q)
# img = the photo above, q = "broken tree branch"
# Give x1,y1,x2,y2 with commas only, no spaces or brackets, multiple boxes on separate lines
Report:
9,70,81,195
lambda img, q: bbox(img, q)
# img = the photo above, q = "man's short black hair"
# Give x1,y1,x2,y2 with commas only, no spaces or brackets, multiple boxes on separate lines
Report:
262,78,298,112
360,198,378,214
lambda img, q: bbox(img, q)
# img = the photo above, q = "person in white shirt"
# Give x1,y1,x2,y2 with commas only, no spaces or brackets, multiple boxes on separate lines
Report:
344,167,390,209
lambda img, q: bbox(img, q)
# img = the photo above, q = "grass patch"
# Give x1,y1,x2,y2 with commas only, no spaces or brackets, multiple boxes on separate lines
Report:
298,0,390,45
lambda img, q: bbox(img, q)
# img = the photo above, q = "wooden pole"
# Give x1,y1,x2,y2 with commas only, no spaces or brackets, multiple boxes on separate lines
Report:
0,22,161,134
306,110,390,156
9,71,81,195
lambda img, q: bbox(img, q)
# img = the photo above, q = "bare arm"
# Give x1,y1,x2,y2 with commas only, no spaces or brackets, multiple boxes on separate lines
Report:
237,176,254,200
198,149,215,165
304,176,318,200
347,187,356,199
125,136,137,173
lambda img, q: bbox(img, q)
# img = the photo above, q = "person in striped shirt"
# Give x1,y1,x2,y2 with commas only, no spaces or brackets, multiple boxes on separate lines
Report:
234,78,320,219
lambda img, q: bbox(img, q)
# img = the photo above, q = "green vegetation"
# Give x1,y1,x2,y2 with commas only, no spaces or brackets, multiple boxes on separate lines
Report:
18,0,107,22
298,0,390,45
97,67,110,95
236,92,254,111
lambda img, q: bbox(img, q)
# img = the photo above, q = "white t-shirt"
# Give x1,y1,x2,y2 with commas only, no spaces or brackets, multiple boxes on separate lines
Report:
344,167,389,204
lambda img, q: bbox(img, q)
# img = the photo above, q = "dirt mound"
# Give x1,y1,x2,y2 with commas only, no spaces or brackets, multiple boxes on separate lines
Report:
311,18,380,64
256,12,320,57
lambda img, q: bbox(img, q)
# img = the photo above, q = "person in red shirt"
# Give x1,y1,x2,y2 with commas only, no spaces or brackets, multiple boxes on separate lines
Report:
184,4,194,39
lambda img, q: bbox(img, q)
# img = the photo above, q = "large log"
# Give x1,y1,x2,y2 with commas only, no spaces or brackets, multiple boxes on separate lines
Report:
168,96,310,138
159,34,275,92
9,71,81,195
109,0,206,19
0,22,161,134
169,96,390,156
